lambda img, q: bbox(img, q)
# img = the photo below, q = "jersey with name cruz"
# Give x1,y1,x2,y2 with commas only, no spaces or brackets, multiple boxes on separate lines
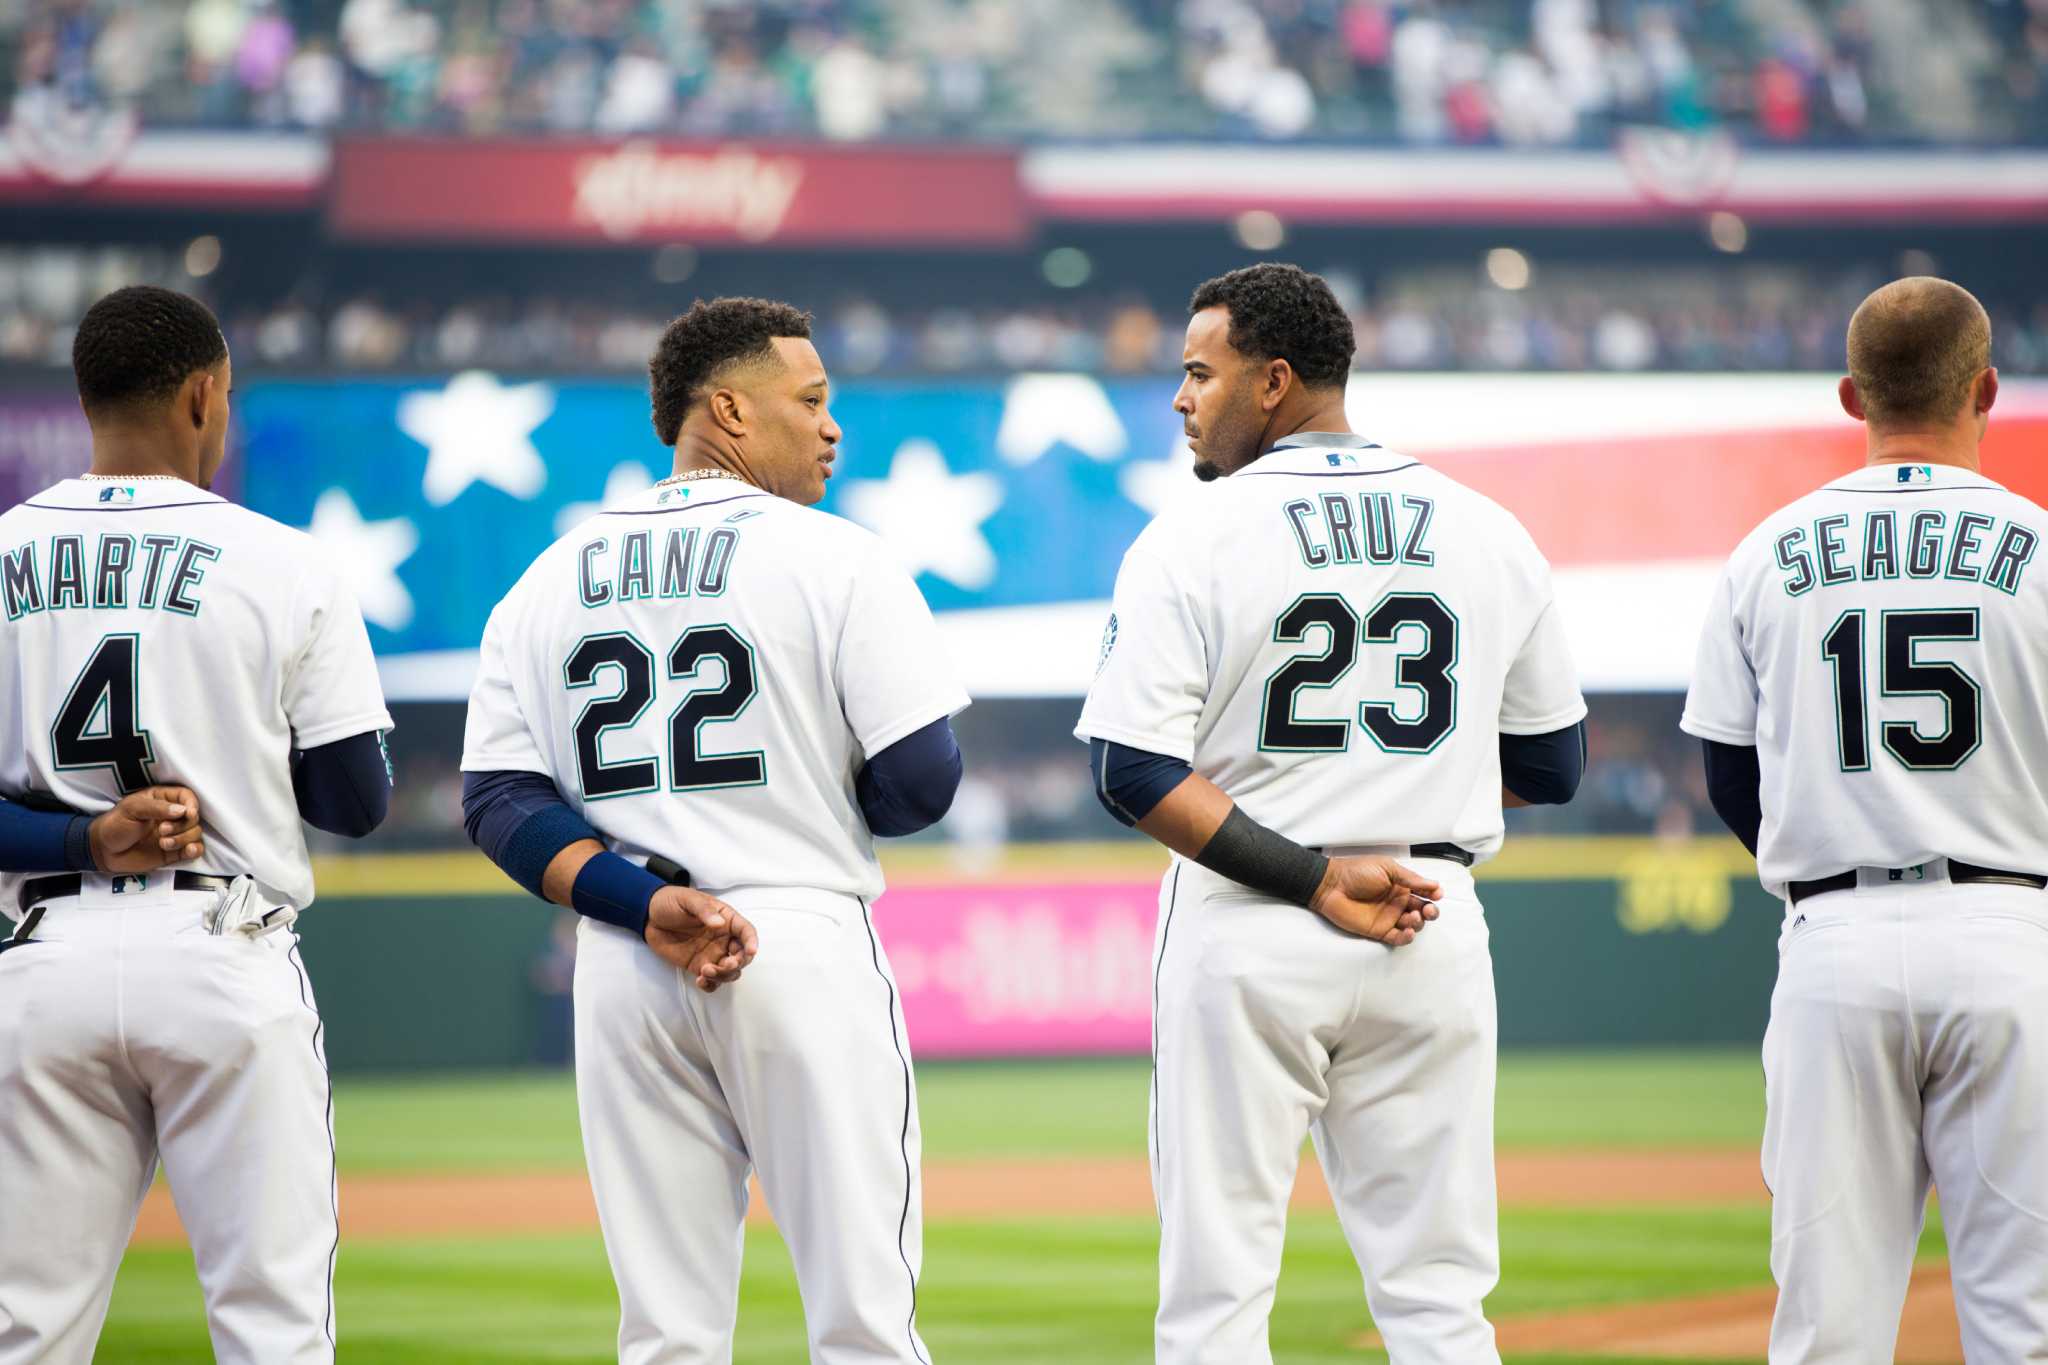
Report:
1076,438,1585,864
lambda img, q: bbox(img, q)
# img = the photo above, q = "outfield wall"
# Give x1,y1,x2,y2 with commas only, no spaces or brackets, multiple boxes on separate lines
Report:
299,837,1780,1074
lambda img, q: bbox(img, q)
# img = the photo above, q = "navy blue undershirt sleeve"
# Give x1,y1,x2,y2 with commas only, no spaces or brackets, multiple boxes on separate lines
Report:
1089,738,1194,828
856,718,964,837
1702,740,1763,855
0,796,95,873
460,769,659,936
1500,720,1588,806
292,730,393,838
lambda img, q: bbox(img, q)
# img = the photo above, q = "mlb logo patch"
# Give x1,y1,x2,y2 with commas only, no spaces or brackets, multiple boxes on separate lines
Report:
658,487,691,505
97,485,137,504
1896,465,1933,485
1326,453,1359,468
112,874,148,894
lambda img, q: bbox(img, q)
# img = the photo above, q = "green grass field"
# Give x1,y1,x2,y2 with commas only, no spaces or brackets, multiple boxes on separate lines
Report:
99,1049,1942,1363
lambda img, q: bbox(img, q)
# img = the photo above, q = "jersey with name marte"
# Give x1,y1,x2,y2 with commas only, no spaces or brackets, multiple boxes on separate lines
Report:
0,478,393,913
1683,461,2048,898
1076,440,1586,863
461,478,969,899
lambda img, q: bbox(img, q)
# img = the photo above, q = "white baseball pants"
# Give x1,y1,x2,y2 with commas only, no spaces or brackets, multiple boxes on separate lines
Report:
1150,854,1500,1365
1764,867,2048,1363
0,880,336,1365
573,889,932,1365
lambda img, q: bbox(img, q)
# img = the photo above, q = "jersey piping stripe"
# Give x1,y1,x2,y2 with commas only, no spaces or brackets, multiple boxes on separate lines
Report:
286,937,340,1353
595,493,773,517
1149,863,1181,1231
859,897,930,1365
1824,484,2007,496
21,500,229,513
1237,462,1421,480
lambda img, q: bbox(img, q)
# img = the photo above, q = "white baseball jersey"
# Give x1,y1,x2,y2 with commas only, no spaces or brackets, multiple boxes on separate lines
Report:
1076,439,1585,860
0,477,393,912
460,476,968,898
1682,460,2048,898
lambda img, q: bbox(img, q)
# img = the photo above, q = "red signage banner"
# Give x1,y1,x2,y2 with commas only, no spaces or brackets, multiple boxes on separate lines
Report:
329,137,1030,246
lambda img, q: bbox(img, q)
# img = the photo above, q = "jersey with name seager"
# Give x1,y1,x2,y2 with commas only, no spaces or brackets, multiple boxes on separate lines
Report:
1682,461,2048,898
1076,439,1586,863
461,475,969,899
0,478,393,913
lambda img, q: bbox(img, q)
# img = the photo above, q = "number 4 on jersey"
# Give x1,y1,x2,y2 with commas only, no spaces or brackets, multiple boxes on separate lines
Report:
52,633,157,793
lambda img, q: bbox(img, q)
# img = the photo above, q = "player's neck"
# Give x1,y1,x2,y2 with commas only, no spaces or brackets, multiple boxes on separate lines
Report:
1863,433,1981,475
86,429,201,485
670,434,758,489
1264,399,1353,451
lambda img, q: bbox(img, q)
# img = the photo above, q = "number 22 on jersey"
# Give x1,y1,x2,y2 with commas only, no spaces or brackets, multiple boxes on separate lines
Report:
564,625,765,799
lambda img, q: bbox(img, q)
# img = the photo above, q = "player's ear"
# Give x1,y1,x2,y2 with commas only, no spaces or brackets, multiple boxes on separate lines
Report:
1974,367,1998,418
1262,358,1292,412
1837,376,1866,423
185,371,213,431
707,386,747,438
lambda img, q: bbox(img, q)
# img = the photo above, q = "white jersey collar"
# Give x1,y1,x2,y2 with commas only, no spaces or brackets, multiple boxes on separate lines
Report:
30,477,227,511
605,477,774,518
1245,437,1417,478
1828,461,2006,494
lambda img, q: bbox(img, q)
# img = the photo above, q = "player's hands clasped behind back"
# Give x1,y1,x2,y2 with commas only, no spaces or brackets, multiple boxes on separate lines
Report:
645,886,761,993
89,786,205,873
1309,855,1442,945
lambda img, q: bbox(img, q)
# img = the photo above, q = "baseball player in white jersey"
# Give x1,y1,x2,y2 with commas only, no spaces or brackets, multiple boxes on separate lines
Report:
1684,277,2048,1361
0,287,394,1363
1076,265,1588,1364
461,297,968,1363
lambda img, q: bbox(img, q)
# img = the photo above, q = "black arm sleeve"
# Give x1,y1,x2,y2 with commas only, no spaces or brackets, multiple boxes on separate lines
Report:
291,730,393,838
1500,720,1588,806
1702,740,1763,855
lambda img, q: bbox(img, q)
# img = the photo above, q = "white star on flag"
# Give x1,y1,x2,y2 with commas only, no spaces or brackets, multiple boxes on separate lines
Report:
994,373,1128,466
399,370,555,507
556,461,656,537
839,439,1004,590
305,488,419,631
1119,441,1199,516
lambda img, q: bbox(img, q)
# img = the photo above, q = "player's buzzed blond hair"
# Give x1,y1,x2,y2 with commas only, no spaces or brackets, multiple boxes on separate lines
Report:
1846,276,1992,428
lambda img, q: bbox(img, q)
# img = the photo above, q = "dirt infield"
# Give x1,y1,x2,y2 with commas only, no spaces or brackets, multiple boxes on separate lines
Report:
130,1148,1769,1244
1362,1265,1961,1363
128,1149,1960,1363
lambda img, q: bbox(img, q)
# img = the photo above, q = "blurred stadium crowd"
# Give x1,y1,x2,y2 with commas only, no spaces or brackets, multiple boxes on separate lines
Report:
6,241,2048,376
7,0,2045,145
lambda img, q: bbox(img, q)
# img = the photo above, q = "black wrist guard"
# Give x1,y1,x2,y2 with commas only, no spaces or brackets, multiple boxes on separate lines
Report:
1193,807,1329,908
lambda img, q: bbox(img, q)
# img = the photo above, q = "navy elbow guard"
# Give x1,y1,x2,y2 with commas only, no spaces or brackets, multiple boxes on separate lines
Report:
1500,721,1587,806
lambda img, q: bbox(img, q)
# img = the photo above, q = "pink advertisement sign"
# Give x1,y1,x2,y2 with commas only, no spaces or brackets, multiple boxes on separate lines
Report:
874,882,1159,1058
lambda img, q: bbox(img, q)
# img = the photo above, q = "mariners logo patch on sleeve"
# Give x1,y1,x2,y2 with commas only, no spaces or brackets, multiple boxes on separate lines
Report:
1097,612,1119,674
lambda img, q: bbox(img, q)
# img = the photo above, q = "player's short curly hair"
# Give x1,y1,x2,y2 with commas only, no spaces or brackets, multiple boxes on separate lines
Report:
648,297,815,445
1188,263,1354,390
71,286,227,416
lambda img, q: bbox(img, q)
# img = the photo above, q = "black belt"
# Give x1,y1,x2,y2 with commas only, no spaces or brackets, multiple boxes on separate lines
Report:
1309,841,1475,867
1788,859,2048,905
17,870,235,915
